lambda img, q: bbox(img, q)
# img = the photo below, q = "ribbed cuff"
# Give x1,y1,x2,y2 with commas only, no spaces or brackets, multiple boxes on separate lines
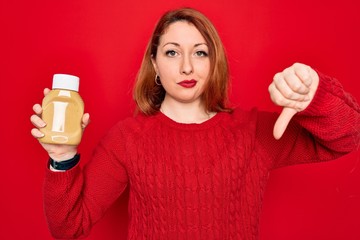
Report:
298,70,334,117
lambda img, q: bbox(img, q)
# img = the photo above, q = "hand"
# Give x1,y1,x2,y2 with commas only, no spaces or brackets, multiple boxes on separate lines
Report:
30,88,90,161
268,63,319,139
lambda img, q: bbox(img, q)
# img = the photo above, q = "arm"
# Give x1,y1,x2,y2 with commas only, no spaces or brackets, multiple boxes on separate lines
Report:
43,123,128,239
258,67,360,168
31,88,129,238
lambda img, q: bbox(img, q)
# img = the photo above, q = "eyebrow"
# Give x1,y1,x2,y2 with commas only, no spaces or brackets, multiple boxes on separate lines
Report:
162,42,208,48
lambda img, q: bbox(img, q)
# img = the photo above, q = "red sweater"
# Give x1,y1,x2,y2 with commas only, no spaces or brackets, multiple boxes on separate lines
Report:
44,72,360,239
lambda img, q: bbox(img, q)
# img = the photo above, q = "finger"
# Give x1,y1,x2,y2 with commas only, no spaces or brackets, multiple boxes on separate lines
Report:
31,128,45,138
32,104,43,115
283,70,310,95
273,107,297,140
43,88,51,96
81,113,90,129
269,83,310,111
273,73,310,101
30,114,46,128
293,63,312,87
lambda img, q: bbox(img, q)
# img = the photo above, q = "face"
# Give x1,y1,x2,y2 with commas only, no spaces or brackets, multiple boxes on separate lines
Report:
152,21,210,105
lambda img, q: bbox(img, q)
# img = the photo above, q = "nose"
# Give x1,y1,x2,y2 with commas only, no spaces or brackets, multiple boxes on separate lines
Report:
180,54,193,75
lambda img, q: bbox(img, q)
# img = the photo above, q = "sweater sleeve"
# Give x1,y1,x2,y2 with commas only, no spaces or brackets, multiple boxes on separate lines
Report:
43,123,129,239
255,71,360,169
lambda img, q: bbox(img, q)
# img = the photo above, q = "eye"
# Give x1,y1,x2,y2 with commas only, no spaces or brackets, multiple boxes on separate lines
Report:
165,50,178,57
195,51,208,57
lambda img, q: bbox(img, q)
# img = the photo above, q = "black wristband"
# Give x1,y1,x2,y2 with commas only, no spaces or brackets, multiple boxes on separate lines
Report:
49,154,80,171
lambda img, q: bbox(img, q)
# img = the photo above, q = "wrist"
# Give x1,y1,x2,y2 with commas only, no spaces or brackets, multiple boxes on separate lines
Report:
49,151,78,162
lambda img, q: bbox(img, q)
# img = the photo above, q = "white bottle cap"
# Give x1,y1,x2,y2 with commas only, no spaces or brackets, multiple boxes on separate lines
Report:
52,74,80,92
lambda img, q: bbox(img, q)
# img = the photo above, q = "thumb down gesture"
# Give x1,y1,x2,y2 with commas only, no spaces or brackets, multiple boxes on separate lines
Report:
268,63,319,139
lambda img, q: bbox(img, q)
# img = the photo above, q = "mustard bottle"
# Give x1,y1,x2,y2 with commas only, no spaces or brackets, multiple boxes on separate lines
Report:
39,74,84,145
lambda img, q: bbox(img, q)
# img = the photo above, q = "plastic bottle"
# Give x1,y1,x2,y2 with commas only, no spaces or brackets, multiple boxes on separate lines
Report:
39,74,84,145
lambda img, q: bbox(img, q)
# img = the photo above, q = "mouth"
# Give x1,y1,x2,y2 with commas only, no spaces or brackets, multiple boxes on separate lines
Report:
178,79,197,88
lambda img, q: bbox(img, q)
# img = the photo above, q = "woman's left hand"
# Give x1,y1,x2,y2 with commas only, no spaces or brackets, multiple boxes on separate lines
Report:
268,62,319,139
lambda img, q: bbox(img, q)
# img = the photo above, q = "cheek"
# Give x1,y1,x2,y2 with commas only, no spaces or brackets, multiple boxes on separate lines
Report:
197,62,210,79
159,67,175,80
157,59,176,76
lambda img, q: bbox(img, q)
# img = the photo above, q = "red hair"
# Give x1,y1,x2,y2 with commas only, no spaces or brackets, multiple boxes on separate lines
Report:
133,7,232,115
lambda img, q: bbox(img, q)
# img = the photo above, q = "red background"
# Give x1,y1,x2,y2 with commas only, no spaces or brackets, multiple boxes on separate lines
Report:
1,0,359,239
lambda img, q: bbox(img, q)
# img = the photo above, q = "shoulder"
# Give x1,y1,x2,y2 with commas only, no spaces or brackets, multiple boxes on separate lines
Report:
229,107,257,120
224,107,280,139
108,113,157,136
96,113,157,152
225,107,273,126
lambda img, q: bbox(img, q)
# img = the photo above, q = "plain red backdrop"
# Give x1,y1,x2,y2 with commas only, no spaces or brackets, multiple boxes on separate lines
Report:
1,0,359,239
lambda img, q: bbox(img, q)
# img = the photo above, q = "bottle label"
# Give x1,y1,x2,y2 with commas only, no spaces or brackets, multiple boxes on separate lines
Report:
52,101,69,132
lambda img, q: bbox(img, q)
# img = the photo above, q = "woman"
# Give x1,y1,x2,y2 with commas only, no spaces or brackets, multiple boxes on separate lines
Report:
30,7,360,239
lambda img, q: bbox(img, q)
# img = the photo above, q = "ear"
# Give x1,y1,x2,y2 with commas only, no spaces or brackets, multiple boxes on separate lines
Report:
151,55,158,74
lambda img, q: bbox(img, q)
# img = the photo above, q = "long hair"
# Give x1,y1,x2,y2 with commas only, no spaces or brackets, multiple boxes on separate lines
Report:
133,7,232,115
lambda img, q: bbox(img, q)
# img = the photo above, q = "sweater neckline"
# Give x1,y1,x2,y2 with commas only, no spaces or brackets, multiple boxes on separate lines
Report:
155,111,225,131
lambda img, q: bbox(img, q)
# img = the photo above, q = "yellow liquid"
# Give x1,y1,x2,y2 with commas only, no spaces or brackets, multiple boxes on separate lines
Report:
39,89,84,145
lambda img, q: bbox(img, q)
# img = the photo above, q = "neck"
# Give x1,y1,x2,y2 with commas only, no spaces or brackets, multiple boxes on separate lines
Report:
160,97,215,124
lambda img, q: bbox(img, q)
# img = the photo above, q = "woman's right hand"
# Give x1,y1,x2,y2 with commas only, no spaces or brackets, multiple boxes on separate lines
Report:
30,88,90,161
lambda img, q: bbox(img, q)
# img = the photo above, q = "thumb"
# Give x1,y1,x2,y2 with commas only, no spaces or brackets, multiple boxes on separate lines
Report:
273,107,297,140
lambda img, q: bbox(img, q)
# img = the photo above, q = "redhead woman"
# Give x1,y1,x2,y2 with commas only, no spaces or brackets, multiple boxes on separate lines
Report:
31,7,360,240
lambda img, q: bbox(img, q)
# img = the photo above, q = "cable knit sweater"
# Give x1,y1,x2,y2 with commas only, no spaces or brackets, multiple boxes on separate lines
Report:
44,72,360,239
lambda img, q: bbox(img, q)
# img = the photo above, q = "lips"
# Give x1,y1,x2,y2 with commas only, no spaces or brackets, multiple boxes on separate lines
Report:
178,79,197,88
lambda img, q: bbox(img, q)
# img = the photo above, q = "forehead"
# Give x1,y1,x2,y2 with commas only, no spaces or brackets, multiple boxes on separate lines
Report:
160,21,206,45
